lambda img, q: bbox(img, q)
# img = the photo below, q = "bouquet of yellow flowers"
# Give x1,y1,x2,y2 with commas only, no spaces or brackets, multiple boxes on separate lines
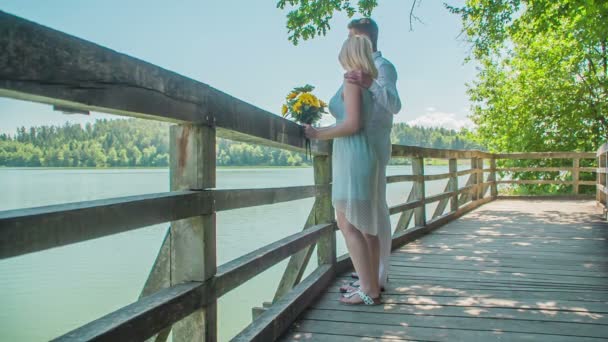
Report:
281,84,328,161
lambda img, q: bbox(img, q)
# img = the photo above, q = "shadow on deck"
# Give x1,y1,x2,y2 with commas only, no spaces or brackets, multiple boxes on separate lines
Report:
282,199,608,342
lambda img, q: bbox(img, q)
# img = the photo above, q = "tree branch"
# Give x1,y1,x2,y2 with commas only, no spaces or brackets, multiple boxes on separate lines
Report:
409,0,424,31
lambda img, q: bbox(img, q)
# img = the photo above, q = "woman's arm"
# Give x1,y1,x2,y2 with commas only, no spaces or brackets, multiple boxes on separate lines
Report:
311,82,362,140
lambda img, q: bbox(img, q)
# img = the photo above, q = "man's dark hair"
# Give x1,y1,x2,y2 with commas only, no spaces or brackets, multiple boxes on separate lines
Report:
347,18,379,51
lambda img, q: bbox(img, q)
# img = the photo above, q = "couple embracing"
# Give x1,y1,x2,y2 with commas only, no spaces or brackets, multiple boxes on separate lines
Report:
303,18,402,305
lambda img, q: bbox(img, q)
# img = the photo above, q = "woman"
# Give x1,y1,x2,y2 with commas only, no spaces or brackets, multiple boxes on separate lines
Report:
303,35,384,305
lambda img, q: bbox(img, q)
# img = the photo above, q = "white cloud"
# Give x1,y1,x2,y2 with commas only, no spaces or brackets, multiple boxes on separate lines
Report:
407,111,474,131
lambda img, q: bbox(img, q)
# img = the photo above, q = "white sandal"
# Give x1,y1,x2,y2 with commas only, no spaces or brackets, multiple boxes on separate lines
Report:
339,289,381,305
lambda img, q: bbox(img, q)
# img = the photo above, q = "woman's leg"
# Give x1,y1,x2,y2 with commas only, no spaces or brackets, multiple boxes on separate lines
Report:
336,209,380,301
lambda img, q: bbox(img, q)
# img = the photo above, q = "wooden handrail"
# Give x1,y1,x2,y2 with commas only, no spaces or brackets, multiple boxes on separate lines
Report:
53,221,333,341
0,185,330,259
0,11,330,156
495,152,596,159
214,222,334,298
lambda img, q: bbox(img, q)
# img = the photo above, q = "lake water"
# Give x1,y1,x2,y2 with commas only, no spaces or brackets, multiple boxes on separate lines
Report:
0,164,471,341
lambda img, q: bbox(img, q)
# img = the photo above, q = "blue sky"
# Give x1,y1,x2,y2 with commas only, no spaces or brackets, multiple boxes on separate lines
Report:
0,0,476,135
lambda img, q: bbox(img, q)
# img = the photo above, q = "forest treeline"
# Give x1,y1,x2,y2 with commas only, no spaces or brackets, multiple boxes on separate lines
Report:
0,119,482,167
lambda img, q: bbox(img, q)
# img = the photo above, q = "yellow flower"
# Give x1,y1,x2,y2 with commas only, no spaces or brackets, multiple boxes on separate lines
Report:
293,100,303,113
319,99,327,107
313,97,321,108
286,92,298,100
281,104,288,116
298,93,317,106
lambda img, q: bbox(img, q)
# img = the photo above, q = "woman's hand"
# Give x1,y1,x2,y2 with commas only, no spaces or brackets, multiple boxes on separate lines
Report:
303,124,318,139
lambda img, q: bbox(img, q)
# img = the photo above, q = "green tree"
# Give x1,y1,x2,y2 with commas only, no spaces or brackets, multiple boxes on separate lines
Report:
446,0,607,152
445,0,607,194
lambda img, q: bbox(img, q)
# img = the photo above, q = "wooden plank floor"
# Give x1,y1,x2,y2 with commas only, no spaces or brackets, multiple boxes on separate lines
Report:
280,199,608,341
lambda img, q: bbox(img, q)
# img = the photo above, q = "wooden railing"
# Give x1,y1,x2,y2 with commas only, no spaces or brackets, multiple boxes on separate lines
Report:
0,11,602,342
493,152,597,196
598,143,608,219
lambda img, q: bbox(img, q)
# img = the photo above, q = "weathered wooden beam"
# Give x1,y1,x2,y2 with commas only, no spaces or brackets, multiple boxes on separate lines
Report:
391,145,492,159
497,194,594,200
476,157,484,200
215,222,334,298
431,180,453,219
496,180,577,185
272,203,318,302
456,169,475,176
53,282,206,342
412,157,426,227
449,159,459,211
169,124,216,342
232,265,334,342
213,185,328,211
251,302,273,321
458,174,475,206
388,200,423,215
391,196,494,250
579,181,596,185
425,191,454,204
0,11,329,156
386,174,419,183
573,158,580,194
0,191,208,260
596,143,608,156
139,229,172,342
424,172,453,181
495,152,596,159
394,186,416,233
0,184,333,260
314,154,336,267
497,167,585,172
273,152,335,304
489,158,498,198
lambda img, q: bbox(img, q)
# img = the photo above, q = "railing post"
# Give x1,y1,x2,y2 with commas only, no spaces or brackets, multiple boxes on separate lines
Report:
170,124,217,342
470,158,478,201
315,151,336,266
449,158,458,212
600,150,608,219
573,158,580,195
477,157,484,199
490,157,498,198
412,157,426,226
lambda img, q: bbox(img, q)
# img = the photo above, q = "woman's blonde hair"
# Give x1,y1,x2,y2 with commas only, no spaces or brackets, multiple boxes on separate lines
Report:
338,35,378,79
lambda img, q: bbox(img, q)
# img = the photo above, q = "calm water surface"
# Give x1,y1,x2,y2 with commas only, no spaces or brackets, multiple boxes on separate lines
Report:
0,165,469,341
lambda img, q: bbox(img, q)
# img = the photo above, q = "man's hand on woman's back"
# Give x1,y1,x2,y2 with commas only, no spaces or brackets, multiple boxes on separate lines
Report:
345,70,373,89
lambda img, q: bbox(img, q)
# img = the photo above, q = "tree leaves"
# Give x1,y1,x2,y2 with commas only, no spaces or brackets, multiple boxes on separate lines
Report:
277,0,377,45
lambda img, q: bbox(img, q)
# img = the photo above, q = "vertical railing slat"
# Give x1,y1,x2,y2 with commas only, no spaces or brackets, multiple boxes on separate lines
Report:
412,157,426,226
170,124,217,342
573,158,580,194
315,151,336,266
470,158,478,202
490,158,498,198
449,158,458,212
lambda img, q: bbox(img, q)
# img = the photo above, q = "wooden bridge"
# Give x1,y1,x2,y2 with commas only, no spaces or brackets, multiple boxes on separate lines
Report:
1,12,607,342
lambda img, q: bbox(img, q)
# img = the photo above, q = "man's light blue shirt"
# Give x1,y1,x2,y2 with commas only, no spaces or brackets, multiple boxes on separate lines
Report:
367,51,402,164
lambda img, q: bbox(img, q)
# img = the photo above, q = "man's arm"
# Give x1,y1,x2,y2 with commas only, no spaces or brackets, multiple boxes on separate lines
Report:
369,63,402,114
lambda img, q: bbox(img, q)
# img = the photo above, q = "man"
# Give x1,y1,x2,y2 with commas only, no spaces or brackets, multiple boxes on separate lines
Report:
343,17,402,291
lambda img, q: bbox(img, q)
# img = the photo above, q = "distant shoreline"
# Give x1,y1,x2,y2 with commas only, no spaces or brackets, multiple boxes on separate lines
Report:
0,161,473,170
